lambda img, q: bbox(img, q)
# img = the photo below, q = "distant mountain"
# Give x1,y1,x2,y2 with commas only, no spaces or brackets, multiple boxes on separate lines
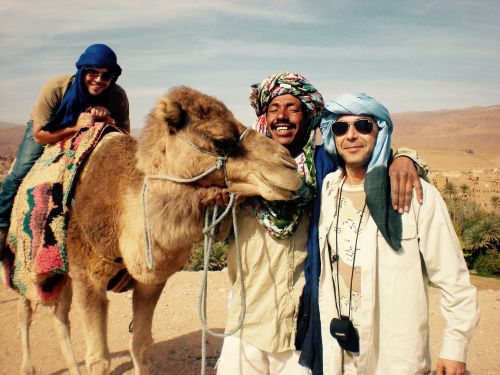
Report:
1,104,499,171
0,122,25,157
0,123,143,157
392,105,500,171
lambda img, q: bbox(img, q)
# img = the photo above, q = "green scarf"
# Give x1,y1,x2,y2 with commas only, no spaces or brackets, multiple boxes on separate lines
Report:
253,130,317,239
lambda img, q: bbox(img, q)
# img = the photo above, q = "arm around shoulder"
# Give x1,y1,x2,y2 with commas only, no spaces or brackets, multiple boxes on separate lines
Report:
393,147,429,181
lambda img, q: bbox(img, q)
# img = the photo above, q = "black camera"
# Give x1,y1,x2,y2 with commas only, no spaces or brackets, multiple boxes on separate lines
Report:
330,315,359,353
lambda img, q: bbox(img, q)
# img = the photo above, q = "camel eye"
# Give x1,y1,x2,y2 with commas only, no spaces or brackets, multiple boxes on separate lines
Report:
213,137,241,156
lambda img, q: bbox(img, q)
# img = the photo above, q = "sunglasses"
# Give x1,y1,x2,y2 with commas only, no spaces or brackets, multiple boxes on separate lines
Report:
84,68,114,81
332,119,375,136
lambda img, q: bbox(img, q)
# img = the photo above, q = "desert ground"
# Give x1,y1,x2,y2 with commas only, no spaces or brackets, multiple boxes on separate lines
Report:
0,106,499,374
0,270,498,375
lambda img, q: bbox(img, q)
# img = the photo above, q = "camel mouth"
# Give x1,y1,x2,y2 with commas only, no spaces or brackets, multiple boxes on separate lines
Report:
261,173,300,199
228,171,300,201
261,165,301,191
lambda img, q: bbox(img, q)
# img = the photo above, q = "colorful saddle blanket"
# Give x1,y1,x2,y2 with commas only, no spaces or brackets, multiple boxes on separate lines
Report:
3,123,121,305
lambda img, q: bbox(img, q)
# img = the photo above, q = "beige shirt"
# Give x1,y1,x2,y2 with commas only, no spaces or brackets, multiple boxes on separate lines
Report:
326,184,368,328
223,146,428,354
224,203,309,352
318,171,479,375
31,74,130,132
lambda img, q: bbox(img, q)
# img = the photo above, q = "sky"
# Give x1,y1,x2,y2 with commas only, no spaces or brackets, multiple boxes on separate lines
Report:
1,0,499,129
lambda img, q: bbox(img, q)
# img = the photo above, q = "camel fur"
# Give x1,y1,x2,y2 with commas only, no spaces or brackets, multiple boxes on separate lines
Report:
17,86,301,374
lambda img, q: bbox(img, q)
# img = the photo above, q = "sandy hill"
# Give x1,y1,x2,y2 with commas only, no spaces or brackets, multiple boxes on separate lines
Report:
392,105,500,171
0,122,25,157
2,105,499,171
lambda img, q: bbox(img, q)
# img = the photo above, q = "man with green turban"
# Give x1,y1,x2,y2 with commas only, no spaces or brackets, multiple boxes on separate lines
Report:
217,73,425,374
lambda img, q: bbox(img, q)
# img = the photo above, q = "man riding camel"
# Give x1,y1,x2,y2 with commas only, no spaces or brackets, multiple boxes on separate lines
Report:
0,43,129,258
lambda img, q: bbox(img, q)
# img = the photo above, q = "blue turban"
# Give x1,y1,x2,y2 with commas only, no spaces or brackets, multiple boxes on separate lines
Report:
320,93,401,250
43,44,122,131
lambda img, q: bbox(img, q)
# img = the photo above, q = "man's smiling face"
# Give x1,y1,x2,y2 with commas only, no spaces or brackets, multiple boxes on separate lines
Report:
334,114,379,170
84,67,113,96
265,94,305,156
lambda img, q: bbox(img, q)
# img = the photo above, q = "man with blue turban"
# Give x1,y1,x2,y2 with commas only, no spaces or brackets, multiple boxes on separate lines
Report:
302,93,479,374
0,44,129,257
217,74,427,375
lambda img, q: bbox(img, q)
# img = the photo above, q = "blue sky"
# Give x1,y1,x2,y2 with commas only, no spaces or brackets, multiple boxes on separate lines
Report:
1,0,499,129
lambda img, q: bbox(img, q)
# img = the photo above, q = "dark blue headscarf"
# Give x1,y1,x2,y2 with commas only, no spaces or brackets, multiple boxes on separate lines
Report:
43,44,122,131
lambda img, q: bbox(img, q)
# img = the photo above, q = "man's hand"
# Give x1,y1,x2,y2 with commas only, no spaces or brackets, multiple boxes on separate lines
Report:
201,190,245,207
75,112,95,130
389,156,423,213
436,358,466,375
89,106,110,119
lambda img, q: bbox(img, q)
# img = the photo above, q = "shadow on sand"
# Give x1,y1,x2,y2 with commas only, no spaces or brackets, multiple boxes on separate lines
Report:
50,329,224,375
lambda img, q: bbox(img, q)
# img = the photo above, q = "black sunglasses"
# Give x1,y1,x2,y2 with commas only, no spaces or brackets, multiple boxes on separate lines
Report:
332,119,375,136
84,68,114,81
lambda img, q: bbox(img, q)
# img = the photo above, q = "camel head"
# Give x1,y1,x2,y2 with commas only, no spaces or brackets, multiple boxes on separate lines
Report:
137,86,301,201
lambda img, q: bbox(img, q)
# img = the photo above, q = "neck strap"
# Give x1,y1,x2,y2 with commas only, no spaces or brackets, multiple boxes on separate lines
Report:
327,178,367,319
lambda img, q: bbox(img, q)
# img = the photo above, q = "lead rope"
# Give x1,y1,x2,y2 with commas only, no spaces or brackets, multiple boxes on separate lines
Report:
199,195,246,375
141,127,249,269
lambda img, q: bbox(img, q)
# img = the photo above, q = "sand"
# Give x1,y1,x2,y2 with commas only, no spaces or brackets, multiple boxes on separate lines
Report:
0,270,498,375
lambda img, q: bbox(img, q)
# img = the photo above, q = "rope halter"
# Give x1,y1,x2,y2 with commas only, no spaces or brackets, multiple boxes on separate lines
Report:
140,127,250,375
141,127,249,269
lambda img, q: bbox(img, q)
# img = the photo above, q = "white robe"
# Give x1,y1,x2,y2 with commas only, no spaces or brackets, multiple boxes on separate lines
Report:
318,171,480,375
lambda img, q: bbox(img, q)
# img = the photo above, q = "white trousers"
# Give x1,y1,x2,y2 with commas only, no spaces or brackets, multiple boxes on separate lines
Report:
216,335,311,375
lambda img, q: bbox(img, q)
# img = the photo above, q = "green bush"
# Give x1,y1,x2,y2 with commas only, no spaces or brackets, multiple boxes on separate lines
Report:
473,251,500,276
184,241,228,271
462,248,477,269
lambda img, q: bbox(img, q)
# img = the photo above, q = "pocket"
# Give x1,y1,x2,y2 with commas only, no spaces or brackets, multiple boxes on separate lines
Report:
401,223,416,240
378,224,418,269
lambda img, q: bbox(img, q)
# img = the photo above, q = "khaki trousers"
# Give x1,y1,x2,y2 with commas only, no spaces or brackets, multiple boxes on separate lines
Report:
217,335,311,375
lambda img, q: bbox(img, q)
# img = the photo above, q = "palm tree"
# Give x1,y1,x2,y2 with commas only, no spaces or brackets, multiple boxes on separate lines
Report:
442,181,459,220
464,218,499,251
443,181,458,202
460,183,470,200
462,216,500,267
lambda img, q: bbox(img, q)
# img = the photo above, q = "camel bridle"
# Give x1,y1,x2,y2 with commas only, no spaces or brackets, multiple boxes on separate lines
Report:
141,127,249,269
141,128,249,375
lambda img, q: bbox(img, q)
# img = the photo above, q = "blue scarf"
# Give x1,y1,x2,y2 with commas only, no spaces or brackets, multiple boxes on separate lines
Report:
296,144,336,374
43,44,122,131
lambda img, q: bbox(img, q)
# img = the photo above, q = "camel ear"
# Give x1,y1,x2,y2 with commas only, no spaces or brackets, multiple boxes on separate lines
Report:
154,96,187,130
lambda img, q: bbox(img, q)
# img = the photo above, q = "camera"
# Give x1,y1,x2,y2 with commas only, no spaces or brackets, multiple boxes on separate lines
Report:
330,315,359,353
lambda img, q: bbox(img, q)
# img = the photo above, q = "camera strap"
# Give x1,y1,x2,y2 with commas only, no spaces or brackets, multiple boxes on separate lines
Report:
327,179,367,319
327,179,366,353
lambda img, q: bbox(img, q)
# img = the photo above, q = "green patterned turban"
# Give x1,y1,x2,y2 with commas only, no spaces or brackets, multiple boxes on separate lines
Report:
249,72,324,134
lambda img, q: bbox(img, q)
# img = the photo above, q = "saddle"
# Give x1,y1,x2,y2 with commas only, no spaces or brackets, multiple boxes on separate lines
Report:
2,122,126,304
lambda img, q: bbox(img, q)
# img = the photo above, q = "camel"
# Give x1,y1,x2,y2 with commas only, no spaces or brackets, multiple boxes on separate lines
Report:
16,86,301,374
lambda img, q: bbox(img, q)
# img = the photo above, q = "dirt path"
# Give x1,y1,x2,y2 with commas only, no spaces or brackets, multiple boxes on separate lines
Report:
0,271,498,374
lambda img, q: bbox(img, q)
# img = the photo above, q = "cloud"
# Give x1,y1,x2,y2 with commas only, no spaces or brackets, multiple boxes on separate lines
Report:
0,0,498,127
